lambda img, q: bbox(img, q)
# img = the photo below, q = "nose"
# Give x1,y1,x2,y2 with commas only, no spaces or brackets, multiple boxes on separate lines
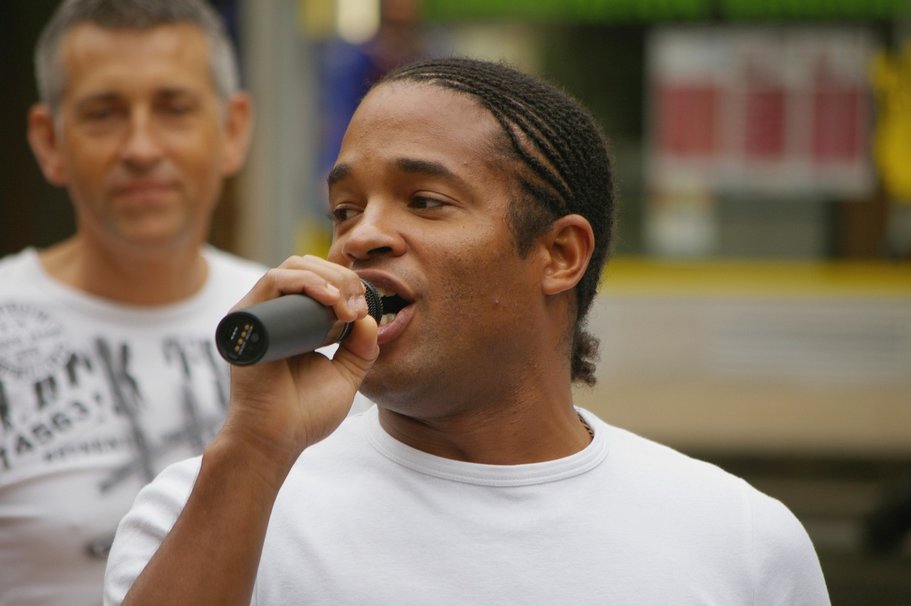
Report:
119,110,163,170
337,202,406,263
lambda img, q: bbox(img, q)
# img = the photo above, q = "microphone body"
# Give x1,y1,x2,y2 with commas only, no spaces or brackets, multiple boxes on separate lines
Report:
215,280,382,366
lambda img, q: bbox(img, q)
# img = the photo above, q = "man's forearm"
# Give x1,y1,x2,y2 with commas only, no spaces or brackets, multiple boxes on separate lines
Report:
122,435,294,606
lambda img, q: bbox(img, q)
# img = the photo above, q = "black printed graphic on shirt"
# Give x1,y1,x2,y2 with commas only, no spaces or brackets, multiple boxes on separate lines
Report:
0,302,229,483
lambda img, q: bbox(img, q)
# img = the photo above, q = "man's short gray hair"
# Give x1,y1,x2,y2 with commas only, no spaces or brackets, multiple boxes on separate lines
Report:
35,0,241,112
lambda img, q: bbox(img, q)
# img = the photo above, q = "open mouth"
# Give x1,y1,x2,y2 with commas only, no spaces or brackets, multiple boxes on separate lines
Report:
376,289,411,326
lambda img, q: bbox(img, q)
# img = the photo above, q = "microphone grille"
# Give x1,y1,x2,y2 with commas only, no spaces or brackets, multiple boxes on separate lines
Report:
362,280,383,322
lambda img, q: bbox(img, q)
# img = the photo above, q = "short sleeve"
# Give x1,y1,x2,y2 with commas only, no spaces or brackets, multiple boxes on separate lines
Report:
102,457,202,606
746,485,831,605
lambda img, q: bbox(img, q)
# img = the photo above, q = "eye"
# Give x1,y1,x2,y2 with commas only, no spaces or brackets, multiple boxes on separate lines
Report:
328,205,361,224
158,98,196,117
80,104,122,122
410,195,446,210
86,108,114,120
164,103,193,115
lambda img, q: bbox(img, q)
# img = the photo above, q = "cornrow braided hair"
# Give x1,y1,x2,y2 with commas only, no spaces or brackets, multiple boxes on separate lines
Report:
378,57,615,386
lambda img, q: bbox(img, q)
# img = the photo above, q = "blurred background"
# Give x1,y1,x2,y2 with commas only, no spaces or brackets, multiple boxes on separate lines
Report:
2,0,910,603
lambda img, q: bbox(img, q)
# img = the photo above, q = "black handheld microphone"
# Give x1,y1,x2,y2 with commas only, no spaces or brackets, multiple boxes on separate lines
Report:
215,280,383,366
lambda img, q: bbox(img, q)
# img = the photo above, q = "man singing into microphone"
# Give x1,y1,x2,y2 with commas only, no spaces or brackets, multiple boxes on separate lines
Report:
103,57,830,605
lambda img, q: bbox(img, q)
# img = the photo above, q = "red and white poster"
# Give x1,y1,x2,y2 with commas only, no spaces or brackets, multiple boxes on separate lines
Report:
646,27,875,197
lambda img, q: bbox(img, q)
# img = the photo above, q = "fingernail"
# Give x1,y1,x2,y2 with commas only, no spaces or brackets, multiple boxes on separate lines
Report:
348,294,368,315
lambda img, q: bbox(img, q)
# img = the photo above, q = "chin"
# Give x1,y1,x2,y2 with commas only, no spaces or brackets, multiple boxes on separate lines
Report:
116,225,194,249
360,364,425,411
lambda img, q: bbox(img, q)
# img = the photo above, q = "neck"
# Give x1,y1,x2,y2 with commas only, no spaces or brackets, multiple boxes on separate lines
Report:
377,385,591,465
38,236,209,305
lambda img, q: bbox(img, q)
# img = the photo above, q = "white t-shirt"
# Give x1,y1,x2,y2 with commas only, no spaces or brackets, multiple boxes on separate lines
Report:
105,406,830,605
0,246,266,606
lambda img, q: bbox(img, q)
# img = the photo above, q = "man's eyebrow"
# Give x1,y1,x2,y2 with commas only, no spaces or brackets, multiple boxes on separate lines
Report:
156,86,198,98
327,163,350,188
74,92,120,108
327,157,470,189
74,87,196,106
395,158,466,187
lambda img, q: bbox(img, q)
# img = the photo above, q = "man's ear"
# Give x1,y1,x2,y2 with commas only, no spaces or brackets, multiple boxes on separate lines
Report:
221,91,254,176
539,214,594,296
27,104,68,187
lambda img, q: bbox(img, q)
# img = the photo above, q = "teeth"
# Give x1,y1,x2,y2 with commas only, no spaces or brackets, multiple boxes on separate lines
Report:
367,284,407,326
372,285,399,325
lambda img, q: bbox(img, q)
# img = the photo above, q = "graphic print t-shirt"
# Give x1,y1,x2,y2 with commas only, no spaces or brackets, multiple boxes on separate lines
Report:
0,247,264,606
